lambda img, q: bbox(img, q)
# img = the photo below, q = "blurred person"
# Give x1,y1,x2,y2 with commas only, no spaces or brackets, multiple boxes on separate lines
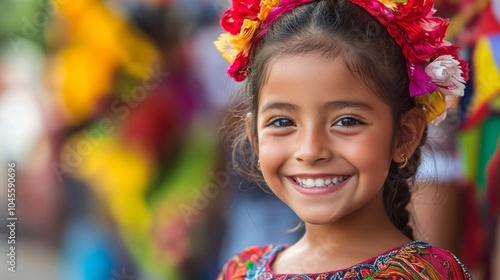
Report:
409,119,465,256
126,5,230,278
0,39,63,279
50,0,230,279
58,176,137,280
46,0,163,279
409,0,500,269
453,1,500,277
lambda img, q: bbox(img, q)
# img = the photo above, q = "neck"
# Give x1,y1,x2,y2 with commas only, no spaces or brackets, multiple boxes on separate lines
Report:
300,214,408,251
303,192,409,249
280,191,411,273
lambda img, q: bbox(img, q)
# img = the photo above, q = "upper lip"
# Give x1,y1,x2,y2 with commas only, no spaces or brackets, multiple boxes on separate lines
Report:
288,173,348,179
290,173,349,182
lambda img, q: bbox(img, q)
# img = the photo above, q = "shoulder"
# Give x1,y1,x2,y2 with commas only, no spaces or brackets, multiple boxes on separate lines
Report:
217,245,277,280
375,241,471,279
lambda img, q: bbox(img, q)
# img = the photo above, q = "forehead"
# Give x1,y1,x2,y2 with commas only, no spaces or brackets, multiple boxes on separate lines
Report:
258,54,386,110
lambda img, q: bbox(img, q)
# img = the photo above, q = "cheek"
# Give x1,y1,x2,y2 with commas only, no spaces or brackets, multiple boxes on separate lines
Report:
259,136,281,160
258,134,292,173
342,129,394,172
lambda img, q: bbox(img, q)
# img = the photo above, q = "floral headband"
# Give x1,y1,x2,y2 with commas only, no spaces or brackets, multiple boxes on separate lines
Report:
214,0,469,124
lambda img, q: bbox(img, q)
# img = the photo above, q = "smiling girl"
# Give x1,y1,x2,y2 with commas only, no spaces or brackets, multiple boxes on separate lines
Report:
215,0,471,278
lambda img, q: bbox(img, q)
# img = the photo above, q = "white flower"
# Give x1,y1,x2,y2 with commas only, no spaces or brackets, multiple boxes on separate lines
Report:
425,55,466,96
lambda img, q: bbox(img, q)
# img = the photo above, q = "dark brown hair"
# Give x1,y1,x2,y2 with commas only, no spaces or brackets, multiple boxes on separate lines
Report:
227,0,427,240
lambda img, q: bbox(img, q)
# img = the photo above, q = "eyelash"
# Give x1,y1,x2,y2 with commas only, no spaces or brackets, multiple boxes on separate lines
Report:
266,115,363,129
333,115,364,128
267,116,295,128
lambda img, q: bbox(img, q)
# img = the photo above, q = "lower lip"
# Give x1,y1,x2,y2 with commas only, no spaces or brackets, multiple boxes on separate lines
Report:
287,177,350,195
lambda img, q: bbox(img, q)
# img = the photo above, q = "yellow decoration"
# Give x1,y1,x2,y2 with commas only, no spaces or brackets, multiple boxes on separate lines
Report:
214,33,240,63
379,0,398,9
52,0,159,124
62,132,153,233
238,19,260,51
415,90,447,123
214,0,281,64
470,36,500,115
55,46,116,121
259,0,280,20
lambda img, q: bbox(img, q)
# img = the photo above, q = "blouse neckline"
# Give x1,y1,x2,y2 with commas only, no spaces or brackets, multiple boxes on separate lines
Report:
254,240,429,277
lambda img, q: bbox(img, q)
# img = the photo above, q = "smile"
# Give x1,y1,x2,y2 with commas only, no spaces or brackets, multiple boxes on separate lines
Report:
292,176,349,188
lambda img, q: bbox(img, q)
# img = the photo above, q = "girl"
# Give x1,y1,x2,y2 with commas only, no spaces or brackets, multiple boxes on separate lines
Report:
215,0,471,278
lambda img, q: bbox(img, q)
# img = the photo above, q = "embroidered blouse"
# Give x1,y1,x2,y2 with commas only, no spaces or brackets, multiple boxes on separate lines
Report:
218,241,471,279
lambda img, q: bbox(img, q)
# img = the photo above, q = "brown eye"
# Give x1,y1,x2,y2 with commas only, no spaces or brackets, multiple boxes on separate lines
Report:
270,118,295,127
334,117,361,127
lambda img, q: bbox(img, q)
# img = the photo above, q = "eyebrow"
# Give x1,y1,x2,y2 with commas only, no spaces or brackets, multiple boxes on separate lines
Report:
260,102,299,114
322,100,374,112
260,100,374,114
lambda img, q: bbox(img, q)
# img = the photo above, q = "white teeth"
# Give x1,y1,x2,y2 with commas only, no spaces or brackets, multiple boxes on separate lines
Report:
306,179,315,187
294,176,348,188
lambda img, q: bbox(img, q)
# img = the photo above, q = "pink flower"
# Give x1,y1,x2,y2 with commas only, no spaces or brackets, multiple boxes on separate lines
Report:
408,63,437,97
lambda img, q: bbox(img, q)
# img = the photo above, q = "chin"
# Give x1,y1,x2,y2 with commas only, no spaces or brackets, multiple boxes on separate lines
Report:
296,211,339,226
302,219,332,226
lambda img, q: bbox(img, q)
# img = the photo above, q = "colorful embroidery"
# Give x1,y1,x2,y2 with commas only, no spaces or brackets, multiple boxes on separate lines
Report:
218,241,471,279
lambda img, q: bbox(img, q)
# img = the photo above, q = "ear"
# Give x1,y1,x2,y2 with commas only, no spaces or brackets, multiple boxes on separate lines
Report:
392,107,427,164
245,112,258,154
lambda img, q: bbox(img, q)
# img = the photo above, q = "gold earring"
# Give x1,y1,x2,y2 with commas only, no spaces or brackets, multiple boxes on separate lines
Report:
257,160,261,170
399,153,408,169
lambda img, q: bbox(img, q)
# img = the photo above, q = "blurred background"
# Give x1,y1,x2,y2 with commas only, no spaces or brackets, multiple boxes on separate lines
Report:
0,0,498,279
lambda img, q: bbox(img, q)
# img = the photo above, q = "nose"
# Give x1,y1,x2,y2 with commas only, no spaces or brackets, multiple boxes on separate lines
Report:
294,124,333,165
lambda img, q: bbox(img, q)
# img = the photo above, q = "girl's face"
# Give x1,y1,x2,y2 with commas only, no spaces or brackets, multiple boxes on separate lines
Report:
254,54,397,226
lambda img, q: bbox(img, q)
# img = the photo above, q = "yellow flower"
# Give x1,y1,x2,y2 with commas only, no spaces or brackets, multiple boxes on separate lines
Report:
258,0,280,20
214,33,240,63
216,0,281,65
232,19,260,53
215,19,260,63
378,0,398,9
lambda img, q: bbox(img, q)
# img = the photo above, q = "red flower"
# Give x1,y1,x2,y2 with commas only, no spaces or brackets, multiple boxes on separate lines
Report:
399,21,426,43
221,8,243,35
221,0,261,35
216,0,469,124
228,53,250,81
